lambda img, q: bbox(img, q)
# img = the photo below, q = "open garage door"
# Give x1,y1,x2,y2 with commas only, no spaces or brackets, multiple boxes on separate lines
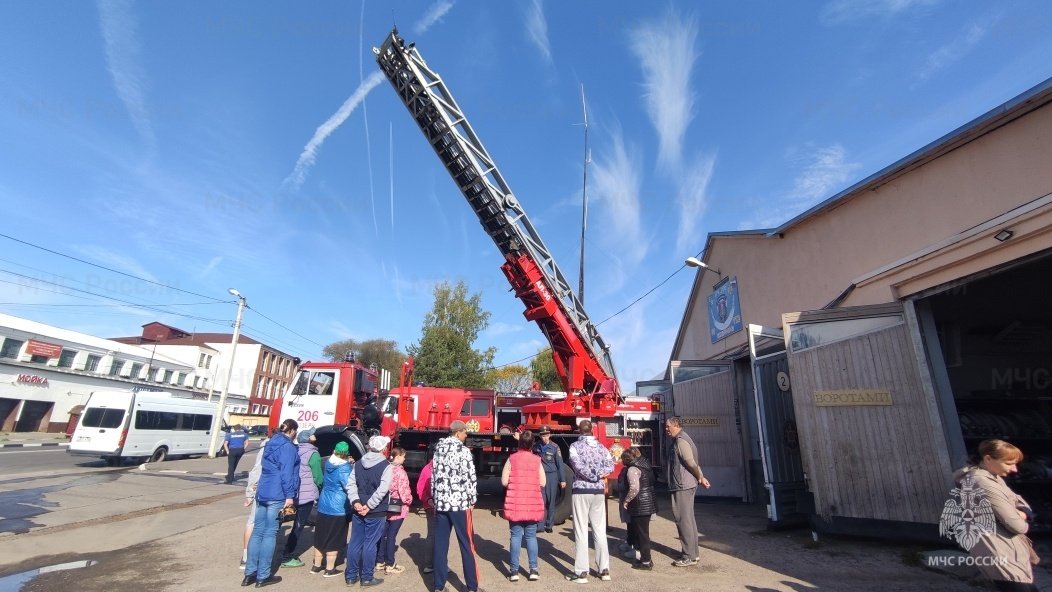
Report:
670,362,743,498
749,325,809,527
782,303,954,535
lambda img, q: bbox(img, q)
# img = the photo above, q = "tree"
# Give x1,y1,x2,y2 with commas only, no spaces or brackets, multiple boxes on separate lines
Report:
487,364,532,394
322,338,406,377
530,348,562,392
407,280,495,389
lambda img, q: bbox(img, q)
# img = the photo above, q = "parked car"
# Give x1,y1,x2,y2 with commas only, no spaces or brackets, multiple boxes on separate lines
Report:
247,425,269,437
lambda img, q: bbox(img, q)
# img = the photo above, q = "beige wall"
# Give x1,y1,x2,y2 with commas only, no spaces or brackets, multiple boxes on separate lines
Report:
679,98,1052,362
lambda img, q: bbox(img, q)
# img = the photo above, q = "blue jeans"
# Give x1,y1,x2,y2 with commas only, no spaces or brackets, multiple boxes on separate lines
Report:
246,500,284,580
345,514,386,583
508,521,538,573
378,518,405,565
282,501,314,558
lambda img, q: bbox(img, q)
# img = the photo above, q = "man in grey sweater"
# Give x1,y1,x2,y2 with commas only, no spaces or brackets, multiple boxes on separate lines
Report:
664,417,710,567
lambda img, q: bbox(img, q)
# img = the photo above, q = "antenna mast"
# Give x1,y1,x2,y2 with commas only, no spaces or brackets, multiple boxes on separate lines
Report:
577,84,590,305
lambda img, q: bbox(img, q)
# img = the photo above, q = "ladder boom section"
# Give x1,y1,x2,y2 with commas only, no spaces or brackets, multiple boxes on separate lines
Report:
374,30,621,404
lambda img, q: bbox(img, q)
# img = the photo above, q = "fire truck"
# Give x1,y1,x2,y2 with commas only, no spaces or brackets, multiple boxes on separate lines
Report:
270,28,666,521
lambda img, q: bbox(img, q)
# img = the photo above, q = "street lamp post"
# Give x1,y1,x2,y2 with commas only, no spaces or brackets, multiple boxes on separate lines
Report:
208,288,246,458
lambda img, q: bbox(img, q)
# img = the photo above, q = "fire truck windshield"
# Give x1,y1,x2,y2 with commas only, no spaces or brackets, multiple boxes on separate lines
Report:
292,370,336,396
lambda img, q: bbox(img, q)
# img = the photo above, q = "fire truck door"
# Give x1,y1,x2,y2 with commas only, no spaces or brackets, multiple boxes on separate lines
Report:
285,369,339,431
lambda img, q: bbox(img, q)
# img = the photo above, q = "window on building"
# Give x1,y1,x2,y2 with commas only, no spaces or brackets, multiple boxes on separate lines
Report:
30,355,49,364
261,405,269,415
85,354,102,372
58,349,77,368
130,362,144,379
163,369,174,383
251,404,260,414
108,360,124,376
204,355,212,369
0,339,24,359
175,372,185,385
198,352,207,367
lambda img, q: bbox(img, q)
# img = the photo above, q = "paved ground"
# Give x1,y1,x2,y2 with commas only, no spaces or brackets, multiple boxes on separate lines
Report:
0,440,1048,591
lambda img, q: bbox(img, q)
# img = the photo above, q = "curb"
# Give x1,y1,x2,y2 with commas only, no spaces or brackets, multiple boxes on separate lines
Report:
0,441,69,449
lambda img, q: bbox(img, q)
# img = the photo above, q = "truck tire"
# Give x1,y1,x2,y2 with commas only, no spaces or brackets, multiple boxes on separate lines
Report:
553,464,574,525
149,446,168,463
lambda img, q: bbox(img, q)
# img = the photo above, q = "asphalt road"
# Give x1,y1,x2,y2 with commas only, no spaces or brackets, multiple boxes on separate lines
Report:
0,447,108,476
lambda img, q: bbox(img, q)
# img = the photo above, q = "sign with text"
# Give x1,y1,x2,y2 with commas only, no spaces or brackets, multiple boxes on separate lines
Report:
26,339,63,358
814,389,893,407
680,416,720,427
17,374,50,387
708,276,743,343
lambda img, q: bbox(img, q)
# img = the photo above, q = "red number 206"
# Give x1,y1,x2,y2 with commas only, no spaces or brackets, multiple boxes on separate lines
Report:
296,410,319,422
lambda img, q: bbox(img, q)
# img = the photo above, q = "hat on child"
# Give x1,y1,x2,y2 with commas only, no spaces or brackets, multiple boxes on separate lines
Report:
297,427,316,443
333,441,350,455
368,435,391,452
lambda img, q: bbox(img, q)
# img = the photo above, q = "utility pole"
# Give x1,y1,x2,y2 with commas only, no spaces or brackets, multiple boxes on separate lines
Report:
208,288,246,458
577,84,590,304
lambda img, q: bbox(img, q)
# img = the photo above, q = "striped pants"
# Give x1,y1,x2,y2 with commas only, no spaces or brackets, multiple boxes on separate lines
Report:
433,509,479,591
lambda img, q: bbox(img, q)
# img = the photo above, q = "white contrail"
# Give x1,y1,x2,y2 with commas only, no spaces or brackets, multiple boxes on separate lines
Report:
414,0,455,35
389,122,395,230
359,0,379,236
97,0,154,148
283,71,385,189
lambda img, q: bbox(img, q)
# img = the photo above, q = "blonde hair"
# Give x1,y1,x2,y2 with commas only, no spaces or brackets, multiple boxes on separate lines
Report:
977,439,1023,463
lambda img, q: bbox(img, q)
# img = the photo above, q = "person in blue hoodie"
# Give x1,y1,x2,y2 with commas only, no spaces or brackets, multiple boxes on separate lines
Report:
344,435,394,587
311,440,353,577
243,418,300,588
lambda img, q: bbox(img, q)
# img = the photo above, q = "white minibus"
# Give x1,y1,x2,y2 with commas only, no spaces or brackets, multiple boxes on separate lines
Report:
68,390,219,465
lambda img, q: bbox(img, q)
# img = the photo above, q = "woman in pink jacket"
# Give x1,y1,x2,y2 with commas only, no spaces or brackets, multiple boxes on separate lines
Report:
416,458,435,574
377,447,413,575
502,431,546,581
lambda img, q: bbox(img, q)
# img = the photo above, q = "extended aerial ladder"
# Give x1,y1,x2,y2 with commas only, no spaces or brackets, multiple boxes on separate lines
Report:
374,29,622,428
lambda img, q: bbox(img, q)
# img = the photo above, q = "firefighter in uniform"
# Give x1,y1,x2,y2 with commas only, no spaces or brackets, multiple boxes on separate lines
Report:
532,425,566,533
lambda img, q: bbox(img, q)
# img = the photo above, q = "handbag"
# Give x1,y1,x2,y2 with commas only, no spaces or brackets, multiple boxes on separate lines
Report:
279,504,297,522
387,495,404,513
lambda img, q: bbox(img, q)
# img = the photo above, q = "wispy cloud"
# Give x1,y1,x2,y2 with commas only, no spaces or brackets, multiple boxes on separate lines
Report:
283,71,385,190
916,22,989,82
820,0,940,25
414,0,455,35
198,256,223,279
360,0,379,236
485,321,525,337
738,143,861,229
675,152,716,253
591,122,645,266
97,0,153,148
525,0,552,64
327,320,356,340
789,144,861,202
629,8,699,171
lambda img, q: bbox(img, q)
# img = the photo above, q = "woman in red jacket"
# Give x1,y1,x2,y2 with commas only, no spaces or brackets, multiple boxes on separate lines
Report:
502,431,546,581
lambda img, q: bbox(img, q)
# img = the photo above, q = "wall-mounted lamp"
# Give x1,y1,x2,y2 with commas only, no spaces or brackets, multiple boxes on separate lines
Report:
994,229,1014,242
685,256,720,275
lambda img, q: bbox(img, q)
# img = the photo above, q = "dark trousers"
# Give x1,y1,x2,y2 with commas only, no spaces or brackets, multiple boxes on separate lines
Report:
628,515,652,563
282,501,313,557
225,448,245,483
434,509,479,592
377,518,405,565
540,472,559,529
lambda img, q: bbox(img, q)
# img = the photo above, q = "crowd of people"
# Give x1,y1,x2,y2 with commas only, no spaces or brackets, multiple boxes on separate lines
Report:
233,418,1040,591
234,416,710,590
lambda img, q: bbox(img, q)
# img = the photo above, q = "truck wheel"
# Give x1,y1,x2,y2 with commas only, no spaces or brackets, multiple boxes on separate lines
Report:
105,457,120,467
149,447,168,463
553,464,574,525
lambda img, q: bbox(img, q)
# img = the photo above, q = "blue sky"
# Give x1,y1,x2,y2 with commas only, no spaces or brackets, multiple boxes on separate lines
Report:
1,0,1051,391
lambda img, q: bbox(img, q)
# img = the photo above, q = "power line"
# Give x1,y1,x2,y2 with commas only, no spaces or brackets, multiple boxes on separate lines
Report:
0,269,229,325
246,305,326,349
595,263,688,326
0,232,227,302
